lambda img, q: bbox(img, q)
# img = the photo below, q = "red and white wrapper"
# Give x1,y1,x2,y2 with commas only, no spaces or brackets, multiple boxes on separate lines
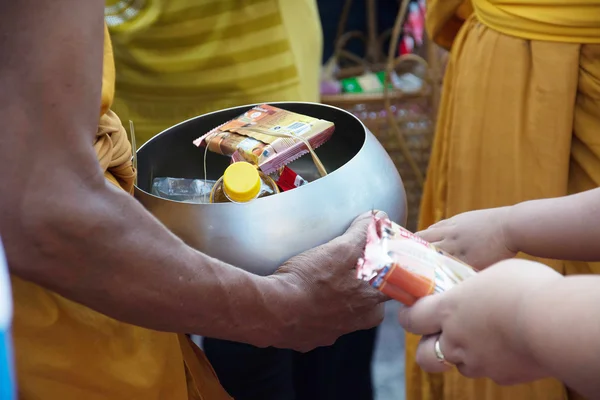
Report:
357,215,478,306
273,166,308,192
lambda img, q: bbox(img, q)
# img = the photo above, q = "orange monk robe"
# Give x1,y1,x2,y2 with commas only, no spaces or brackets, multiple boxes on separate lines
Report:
408,1,600,399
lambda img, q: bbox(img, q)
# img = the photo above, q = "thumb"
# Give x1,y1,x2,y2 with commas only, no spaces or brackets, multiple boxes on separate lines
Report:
339,210,388,251
397,293,444,335
346,210,388,232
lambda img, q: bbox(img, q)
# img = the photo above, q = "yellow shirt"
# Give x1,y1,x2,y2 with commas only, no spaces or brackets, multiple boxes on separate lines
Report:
105,0,323,143
11,25,230,400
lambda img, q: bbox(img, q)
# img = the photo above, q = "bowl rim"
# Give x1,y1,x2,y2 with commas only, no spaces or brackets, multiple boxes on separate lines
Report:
134,101,370,204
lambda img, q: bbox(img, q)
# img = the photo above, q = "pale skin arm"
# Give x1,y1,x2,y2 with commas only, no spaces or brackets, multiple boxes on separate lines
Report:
505,187,600,261
398,260,600,399
518,275,600,398
418,188,600,269
1,1,384,351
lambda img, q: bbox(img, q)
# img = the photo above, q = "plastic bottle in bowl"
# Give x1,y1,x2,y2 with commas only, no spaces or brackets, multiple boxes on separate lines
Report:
210,162,280,203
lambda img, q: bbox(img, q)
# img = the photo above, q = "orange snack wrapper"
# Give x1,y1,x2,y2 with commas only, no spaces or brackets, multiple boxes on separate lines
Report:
356,215,478,306
193,104,335,175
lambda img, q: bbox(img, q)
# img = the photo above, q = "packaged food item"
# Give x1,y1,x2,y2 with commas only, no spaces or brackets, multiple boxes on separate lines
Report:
198,130,266,159
407,2,424,46
356,214,478,306
234,145,310,192
210,161,279,203
152,177,216,204
272,166,308,192
341,70,423,95
341,72,383,94
193,104,335,175
399,34,415,56
341,71,389,94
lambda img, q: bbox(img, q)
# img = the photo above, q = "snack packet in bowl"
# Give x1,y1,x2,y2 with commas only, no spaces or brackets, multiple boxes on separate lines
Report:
356,214,478,306
234,146,309,192
193,104,335,175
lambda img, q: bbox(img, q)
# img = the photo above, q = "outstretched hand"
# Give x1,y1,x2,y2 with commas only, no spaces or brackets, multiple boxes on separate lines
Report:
398,259,561,385
417,207,517,269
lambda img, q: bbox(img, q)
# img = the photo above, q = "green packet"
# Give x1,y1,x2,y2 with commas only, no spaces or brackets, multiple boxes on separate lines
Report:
341,71,392,94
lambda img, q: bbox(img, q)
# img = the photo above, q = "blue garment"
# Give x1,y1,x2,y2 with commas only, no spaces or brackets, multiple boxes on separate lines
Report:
0,238,15,400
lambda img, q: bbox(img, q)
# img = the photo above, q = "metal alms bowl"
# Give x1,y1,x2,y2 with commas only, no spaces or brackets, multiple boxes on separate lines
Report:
134,102,407,276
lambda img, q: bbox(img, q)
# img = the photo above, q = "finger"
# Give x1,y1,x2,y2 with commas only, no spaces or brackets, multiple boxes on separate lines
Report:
348,272,390,306
334,211,391,272
415,334,454,373
397,294,444,335
349,211,376,229
337,212,378,250
347,210,388,231
342,210,391,248
432,239,460,258
372,210,388,220
357,303,385,330
363,284,389,304
416,226,445,243
427,218,450,229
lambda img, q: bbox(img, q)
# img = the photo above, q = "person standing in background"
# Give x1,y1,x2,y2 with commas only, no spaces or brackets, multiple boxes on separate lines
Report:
105,0,321,143
105,1,377,399
409,0,600,400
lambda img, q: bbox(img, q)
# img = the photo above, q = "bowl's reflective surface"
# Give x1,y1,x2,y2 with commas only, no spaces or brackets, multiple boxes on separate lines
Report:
135,102,407,275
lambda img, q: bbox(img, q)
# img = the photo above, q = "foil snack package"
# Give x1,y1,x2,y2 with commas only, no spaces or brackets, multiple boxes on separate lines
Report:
229,147,309,192
192,104,335,175
272,166,309,192
356,215,478,306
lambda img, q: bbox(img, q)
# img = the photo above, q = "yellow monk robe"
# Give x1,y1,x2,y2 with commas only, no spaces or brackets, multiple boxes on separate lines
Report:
105,0,322,144
408,1,600,400
11,25,231,400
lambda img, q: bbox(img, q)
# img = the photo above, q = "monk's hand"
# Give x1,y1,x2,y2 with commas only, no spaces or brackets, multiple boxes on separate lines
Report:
270,211,387,352
399,259,560,385
417,207,517,269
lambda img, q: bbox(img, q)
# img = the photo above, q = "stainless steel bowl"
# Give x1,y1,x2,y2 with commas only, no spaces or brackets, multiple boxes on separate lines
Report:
135,102,407,276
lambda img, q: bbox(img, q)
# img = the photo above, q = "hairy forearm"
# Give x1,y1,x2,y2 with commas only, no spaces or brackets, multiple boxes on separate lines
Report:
505,188,600,261
517,276,600,398
10,177,288,346
0,0,288,347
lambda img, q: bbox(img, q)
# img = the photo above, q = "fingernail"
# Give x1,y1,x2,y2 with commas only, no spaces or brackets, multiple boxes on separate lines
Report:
374,210,388,219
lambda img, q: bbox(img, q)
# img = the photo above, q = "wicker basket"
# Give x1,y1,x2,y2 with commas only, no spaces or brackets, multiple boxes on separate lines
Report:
320,0,436,231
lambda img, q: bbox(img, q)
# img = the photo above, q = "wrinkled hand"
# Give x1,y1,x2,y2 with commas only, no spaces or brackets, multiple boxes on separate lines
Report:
271,211,387,352
398,259,561,385
417,207,517,269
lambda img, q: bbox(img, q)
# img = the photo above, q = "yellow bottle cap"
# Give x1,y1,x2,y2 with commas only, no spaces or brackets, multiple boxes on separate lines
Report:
223,162,262,203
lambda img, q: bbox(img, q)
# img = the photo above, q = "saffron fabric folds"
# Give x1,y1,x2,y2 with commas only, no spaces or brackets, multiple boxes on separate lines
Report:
410,1,600,399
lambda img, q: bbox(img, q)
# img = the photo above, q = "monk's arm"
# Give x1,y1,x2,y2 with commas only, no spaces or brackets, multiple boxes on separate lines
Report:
505,188,600,261
0,0,292,346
